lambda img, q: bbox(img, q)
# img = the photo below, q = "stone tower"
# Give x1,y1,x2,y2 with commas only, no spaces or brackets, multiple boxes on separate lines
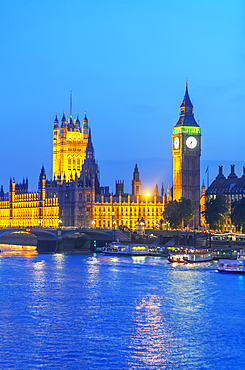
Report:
132,164,141,195
52,92,89,183
172,83,201,228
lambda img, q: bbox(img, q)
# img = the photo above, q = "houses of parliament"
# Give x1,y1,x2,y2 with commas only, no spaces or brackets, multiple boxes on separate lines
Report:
0,85,203,229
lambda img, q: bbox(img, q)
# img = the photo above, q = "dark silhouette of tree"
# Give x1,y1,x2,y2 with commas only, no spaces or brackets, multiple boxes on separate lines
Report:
231,198,245,232
204,194,229,230
163,197,194,229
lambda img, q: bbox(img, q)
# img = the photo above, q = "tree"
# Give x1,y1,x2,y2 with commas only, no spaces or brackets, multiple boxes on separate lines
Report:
159,218,164,230
231,198,245,232
204,193,229,231
178,198,194,224
162,197,194,229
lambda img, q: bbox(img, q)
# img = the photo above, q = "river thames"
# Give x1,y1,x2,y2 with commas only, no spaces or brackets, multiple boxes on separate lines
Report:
0,246,244,369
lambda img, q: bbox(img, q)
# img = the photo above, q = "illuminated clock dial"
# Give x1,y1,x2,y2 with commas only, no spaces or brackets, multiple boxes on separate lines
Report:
174,137,180,149
186,136,197,149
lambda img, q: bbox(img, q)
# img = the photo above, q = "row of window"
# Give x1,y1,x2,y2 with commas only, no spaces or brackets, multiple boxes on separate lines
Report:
67,157,82,171
95,207,163,213
96,220,154,228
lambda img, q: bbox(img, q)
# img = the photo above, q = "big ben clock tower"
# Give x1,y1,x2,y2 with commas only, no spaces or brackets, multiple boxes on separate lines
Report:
172,83,201,228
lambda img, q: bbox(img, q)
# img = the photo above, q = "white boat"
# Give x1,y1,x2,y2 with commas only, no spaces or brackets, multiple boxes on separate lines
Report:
218,250,245,273
103,242,150,256
168,247,212,264
218,260,245,273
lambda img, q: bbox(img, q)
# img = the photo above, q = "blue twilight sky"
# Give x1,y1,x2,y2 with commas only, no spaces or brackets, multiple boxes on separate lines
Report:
0,0,244,194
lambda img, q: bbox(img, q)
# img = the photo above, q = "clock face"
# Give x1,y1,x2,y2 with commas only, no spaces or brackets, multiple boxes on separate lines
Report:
186,136,197,149
174,137,180,149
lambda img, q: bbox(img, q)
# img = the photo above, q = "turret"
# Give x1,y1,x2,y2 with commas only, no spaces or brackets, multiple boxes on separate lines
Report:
167,184,172,203
0,185,4,200
75,114,81,131
53,114,59,140
161,183,164,198
116,180,124,195
132,164,141,195
61,111,67,128
83,112,89,139
68,115,75,131
38,166,46,201
153,184,159,198
86,128,95,161
60,111,67,139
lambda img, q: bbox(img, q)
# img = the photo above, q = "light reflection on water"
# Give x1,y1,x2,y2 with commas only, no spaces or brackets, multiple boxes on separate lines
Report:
0,243,37,257
0,253,245,369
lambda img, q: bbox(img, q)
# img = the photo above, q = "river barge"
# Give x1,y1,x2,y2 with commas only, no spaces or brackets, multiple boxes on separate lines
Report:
168,247,212,263
103,242,150,256
218,250,245,273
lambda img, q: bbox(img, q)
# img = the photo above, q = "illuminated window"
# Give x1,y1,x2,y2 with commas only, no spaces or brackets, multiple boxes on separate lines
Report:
68,158,71,170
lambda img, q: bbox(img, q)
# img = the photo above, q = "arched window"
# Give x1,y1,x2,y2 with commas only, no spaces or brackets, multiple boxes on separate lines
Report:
73,158,76,170
68,158,71,170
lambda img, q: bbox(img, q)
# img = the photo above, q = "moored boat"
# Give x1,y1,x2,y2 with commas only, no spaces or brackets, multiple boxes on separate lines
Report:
218,259,245,273
103,242,150,256
168,247,212,264
218,250,245,273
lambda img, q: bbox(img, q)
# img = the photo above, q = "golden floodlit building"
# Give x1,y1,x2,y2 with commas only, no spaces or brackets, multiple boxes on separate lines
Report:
92,165,166,230
0,167,59,228
0,86,206,229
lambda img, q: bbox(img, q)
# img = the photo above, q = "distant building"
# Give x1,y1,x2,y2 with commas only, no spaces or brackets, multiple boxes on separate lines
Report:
93,164,165,230
206,165,245,201
205,165,245,228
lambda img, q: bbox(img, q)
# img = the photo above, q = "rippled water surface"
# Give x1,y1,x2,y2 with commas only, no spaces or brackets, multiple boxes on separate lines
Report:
0,248,245,369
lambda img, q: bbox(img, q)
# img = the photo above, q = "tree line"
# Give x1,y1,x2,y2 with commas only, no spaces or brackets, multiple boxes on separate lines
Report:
161,194,245,232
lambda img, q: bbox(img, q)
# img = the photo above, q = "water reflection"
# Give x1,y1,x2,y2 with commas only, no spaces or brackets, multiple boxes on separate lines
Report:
238,275,244,290
86,256,102,290
33,260,46,285
52,253,66,269
0,243,37,257
129,294,172,368
132,256,146,264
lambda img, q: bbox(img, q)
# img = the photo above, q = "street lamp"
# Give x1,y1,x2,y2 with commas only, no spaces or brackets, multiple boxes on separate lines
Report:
38,220,42,228
92,220,96,228
113,221,116,229
58,219,63,228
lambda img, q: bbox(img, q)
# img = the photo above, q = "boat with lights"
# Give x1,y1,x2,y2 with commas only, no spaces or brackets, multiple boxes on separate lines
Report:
168,247,212,264
103,242,150,256
218,250,245,273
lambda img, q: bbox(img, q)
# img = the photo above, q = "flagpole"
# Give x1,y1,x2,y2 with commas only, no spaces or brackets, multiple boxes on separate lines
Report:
206,166,209,188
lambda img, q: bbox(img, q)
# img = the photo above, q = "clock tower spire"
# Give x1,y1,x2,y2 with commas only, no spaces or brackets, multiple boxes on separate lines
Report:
172,84,201,228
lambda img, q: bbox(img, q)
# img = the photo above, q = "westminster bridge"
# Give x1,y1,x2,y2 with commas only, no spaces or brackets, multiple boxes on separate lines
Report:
0,227,244,256
0,227,116,253
0,227,202,253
